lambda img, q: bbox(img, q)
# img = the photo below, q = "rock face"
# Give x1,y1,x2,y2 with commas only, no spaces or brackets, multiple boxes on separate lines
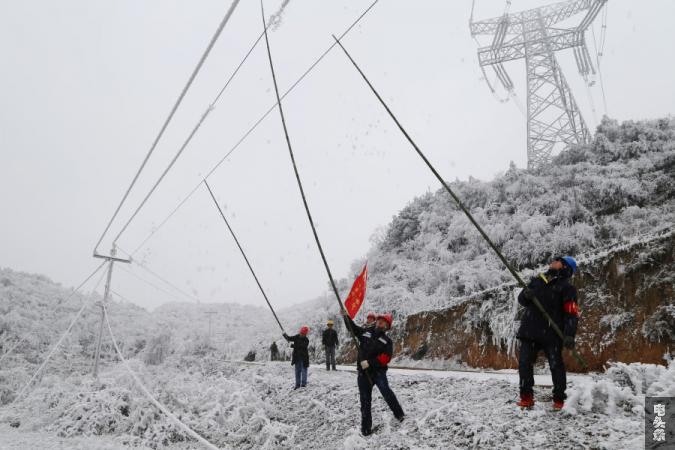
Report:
390,232,674,372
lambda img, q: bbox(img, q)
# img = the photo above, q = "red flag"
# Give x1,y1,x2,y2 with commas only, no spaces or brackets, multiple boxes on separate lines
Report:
344,263,368,319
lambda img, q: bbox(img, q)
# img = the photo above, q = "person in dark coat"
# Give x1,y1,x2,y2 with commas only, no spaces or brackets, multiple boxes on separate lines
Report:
270,341,280,361
283,326,310,389
322,320,339,371
516,256,580,410
343,311,404,436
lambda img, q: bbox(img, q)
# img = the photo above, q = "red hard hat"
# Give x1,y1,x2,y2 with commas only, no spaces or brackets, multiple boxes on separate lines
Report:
377,314,393,329
366,311,376,319
299,326,309,335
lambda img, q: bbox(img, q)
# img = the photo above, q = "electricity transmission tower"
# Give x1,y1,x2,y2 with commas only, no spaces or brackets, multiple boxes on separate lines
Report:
471,0,607,169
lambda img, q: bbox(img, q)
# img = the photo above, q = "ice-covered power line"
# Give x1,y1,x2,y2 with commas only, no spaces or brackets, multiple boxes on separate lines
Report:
117,264,197,304
109,21,264,248
124,0,381,257
591,5,610,115
117,247,202,303
267,0,293,30
93,0,242,256
103,305,222,450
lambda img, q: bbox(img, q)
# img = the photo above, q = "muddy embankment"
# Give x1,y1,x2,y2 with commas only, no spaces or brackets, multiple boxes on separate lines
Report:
343,233,674,373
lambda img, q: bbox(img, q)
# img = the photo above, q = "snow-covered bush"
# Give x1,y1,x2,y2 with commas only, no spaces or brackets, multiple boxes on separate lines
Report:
565,359,675,416
642,305,675,343
142,333,172,366
2,357,297,449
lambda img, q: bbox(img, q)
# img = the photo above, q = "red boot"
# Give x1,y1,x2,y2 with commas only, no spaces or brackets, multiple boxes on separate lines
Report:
517,393,534,408
553,399,564,410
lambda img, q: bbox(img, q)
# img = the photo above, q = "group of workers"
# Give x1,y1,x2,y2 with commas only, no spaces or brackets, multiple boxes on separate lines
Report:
281,255,580,436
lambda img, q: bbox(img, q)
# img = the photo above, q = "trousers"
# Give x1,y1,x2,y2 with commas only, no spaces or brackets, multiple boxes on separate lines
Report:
518,338,567,401
357,370,404,432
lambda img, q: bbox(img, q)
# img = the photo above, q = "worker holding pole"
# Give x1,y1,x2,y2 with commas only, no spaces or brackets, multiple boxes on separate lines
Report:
517,256,580,410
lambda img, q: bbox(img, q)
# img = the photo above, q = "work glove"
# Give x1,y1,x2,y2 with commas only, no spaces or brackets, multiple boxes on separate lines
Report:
282,333,289,339
563,336,575,350
360,360,370,370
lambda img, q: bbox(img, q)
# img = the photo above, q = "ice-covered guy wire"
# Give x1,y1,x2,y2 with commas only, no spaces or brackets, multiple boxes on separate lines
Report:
0,262,106,365
12,262,108,402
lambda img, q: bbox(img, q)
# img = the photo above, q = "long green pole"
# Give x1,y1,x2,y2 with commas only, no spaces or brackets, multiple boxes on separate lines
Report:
332,35,587,370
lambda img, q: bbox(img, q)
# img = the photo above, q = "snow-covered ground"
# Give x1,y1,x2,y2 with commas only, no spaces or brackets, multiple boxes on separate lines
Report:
3,358,670,449
334,364,591,386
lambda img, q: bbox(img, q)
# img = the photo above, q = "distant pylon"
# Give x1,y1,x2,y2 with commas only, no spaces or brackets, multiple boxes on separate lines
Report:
471,0,607,169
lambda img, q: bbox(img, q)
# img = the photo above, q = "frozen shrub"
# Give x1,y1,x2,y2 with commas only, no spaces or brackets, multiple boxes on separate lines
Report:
642,305,675,342
565,360,675,416
142,333,172,366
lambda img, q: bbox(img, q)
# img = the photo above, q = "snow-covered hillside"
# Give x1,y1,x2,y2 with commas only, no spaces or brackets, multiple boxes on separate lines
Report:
363,116,675,316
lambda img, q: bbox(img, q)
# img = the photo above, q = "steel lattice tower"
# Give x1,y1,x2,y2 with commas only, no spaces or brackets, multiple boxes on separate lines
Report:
471,0,607,169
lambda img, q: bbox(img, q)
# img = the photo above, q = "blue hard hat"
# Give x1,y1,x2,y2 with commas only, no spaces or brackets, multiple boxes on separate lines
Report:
560,256,578,274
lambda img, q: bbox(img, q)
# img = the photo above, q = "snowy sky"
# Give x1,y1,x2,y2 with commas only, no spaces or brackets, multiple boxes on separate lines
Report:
1,0,673,310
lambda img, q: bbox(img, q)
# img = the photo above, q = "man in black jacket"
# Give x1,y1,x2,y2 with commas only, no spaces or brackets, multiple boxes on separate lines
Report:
343,311,404,436
322,320,339,371
283,326,310,389
517,256,579,410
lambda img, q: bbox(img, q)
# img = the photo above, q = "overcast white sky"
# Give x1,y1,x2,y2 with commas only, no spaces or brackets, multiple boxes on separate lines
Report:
1,0,673,310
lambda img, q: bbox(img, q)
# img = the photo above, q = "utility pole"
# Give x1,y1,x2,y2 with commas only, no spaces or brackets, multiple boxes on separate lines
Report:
204,310,217,346
470,0,608,169
92,245,131,378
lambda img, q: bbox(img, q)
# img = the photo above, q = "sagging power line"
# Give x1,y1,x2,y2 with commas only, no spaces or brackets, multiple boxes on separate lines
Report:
103,304,221,450
93,0,242,256
125,0,381,259
110,12,264,250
